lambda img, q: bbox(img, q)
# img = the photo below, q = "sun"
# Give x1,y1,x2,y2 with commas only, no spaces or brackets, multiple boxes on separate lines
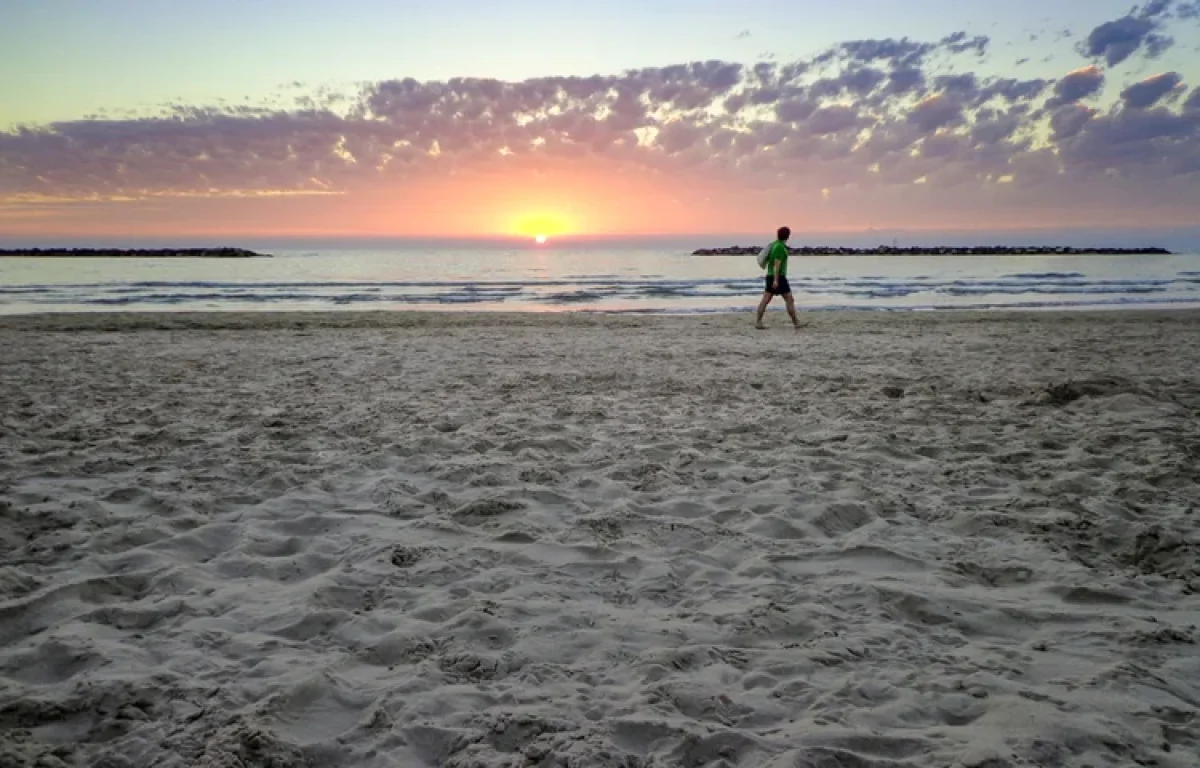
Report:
535,234,547,244
511,210,571,240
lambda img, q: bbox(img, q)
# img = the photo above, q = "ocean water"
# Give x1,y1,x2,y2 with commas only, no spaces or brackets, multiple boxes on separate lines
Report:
2,244,1200,315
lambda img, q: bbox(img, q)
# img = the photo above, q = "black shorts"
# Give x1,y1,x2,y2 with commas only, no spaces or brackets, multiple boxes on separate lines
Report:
764,275,791,295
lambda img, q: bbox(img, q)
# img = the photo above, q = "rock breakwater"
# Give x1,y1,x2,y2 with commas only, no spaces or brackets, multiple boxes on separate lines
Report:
0,247,270,258
693,245,1172,256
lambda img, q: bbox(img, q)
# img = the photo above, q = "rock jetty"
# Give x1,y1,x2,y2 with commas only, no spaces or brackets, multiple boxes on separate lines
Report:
692,245,1172,256
0,247,270,258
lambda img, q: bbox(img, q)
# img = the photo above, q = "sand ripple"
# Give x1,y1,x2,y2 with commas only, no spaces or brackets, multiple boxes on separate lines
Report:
1,310,1199,767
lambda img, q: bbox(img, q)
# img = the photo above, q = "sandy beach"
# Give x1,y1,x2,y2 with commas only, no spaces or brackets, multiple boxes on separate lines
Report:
2,308,1199,768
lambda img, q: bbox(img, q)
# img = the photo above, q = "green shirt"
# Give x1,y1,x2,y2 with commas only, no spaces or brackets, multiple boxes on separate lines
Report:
766,240,789,277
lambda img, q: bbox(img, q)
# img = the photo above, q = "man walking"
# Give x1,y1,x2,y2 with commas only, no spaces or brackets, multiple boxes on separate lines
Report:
755,226,801,330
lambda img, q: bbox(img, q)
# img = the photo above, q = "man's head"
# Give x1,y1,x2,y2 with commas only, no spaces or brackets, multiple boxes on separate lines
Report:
777,226,791,242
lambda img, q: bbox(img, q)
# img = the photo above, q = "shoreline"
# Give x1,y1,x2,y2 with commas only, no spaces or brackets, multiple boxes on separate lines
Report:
3,306,1200,333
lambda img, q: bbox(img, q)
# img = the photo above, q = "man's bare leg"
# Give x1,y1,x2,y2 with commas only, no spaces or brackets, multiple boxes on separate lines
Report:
784,293,801,329
755,292,773,328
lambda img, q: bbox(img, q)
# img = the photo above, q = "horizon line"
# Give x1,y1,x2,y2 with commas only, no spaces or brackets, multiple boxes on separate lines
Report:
4,223,1199,243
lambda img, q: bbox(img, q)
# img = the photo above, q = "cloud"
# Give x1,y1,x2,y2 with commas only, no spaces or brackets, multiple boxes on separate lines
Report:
1047,65,1106,108
1059,106,1200,177
1079,0,1184,66
980,78,1053,105
807,105,862,135
970,113,1022,146
887,68,925,94
2,11,1198,231
774,94,817,123
1050,104,1096,140
1121,72,1185,109
939,31,991,57
837,38,937,69
908,94,964,132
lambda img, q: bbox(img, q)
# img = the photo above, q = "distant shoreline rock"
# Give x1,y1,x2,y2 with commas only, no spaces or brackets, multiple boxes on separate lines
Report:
692,245,1172,256
0,247,270,258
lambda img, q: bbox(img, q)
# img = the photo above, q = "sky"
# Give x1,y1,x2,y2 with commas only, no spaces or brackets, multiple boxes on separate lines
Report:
2,0,1200,241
